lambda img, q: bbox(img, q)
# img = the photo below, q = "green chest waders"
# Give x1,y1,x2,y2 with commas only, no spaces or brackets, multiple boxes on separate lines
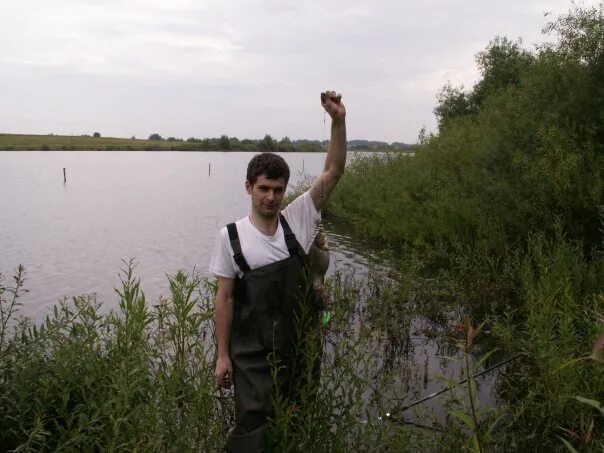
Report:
225,215,320,453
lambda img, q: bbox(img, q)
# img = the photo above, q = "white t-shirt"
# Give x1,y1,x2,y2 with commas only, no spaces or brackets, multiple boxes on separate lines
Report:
209,190,321,279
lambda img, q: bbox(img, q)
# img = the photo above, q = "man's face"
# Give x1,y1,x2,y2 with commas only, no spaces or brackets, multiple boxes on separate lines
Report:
246,175,287,219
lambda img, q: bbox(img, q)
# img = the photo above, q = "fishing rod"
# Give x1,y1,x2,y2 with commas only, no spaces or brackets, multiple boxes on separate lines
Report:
358,354,522,432
394,354,522,414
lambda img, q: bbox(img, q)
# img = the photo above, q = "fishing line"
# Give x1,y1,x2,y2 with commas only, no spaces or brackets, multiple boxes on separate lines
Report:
323,110,327,151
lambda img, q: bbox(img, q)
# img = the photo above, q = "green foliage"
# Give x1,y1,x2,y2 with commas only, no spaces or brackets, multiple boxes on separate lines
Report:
0,261,229,451
329,4,603,254
278,136,294,152
0,264,26,358
434,84,475,131
324,4,604,449
259,134,276,151
471,37,535,109
0,262,455,451
219,134,231,150
434,37,534,130
148,133,163,141
491,234,604,451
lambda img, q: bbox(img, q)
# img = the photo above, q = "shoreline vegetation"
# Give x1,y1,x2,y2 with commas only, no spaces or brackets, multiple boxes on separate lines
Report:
1,4,603,451
0,132,414,153
322,3,603,451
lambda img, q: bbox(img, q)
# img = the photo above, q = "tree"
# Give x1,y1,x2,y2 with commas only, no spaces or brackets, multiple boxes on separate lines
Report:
434,37,534,132
148,133,163,141
219,134,231,150
258,134,276,151
93,132,101,138
229,137,241,149
240,139,256,151
278,136,294,152
471,36,534,107
434,84,474,131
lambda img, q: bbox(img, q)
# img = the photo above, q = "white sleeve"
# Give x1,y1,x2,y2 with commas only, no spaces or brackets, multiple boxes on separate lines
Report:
282,190,321,253
208,227,237,278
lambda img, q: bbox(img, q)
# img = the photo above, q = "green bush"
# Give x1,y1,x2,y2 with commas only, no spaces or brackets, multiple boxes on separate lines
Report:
0,262,229,451
323,4,604,450
328,4,603,255
492,233,604,450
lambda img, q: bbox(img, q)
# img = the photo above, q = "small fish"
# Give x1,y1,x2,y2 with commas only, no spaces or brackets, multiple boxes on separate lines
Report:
307,227,330,311
307,227,330,287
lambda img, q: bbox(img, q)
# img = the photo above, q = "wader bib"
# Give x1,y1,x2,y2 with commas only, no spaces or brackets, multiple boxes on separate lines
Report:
225,215,320,453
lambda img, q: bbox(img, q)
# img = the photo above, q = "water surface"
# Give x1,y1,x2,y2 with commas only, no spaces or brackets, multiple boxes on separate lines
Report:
1,151,333,318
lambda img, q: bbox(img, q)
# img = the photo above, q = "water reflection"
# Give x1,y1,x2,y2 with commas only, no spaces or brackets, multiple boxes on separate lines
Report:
320,232,501,427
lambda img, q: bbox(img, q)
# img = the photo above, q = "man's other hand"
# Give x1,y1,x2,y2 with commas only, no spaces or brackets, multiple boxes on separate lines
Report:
321,90,346,121
215,356,233,389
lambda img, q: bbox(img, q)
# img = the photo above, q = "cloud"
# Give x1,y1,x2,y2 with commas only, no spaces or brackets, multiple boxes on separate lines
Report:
0,0,599,142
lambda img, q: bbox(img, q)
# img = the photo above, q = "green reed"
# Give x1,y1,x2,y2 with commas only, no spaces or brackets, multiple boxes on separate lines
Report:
0,261,231,451
1,261,455,452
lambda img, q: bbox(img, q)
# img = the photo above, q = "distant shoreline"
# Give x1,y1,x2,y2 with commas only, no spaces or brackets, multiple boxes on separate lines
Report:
0,133,415,153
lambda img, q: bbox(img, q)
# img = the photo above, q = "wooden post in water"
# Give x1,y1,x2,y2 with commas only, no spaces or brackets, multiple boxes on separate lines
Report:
208,163,211,176
302,159,305,172
63,168,66,183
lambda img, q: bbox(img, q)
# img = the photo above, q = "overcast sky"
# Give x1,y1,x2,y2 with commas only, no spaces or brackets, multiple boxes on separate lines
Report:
0,0,595,143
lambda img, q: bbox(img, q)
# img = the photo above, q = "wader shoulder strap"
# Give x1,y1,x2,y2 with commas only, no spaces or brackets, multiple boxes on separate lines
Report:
279,214,304,257
226,223,251,273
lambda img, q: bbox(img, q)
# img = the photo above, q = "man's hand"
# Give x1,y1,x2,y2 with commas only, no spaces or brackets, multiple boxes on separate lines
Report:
310,89,347,211
215,356,233,389
321,90,346,121
214,276,234,388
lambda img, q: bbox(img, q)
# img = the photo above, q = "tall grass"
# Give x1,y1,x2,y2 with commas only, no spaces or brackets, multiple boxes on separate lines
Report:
0,260,230,451
491,234,604,450
2,261,464,452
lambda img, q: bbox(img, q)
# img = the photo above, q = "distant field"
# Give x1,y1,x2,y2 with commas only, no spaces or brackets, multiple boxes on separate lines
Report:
0,133,410,153
0,133,206,151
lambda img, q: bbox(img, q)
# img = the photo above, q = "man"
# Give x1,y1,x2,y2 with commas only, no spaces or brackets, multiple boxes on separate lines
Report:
209,90,346,452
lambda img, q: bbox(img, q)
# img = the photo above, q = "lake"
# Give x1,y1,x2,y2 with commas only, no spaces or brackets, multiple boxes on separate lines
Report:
0,150,499,426
1,151,377,318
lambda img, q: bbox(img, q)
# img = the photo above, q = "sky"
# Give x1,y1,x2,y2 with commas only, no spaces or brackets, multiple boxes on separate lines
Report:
0,0,596,143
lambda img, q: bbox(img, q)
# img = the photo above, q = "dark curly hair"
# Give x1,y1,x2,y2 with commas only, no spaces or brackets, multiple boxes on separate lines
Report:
246,152,290,185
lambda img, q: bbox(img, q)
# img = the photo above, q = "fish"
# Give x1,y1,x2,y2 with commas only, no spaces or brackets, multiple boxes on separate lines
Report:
307,226,330,306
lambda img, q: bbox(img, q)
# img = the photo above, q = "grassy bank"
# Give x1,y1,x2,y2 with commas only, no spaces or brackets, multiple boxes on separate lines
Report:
323,4,604,450
0,133,327,152
0,133,198,151
0,133,408,153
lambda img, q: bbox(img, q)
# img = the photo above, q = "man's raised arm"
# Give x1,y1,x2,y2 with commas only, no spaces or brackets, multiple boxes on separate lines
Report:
310,90,347,212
